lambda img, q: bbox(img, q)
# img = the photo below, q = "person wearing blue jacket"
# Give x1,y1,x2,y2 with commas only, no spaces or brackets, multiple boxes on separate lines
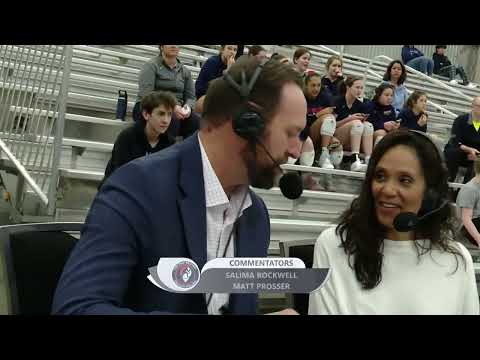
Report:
401,46,434,76
51,57,306,315
365,83,398,147
397,91,429,132
194,45,238,114
382,60,409,114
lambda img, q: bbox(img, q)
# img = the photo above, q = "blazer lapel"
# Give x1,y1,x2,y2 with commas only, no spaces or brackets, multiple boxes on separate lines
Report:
177,134,208,270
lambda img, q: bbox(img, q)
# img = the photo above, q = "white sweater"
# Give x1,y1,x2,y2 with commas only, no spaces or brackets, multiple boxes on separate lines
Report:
308,227,479,315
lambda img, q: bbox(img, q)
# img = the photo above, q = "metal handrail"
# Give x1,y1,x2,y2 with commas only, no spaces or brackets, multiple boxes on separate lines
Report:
47,45,73,215
361,56,457,117
363,54,473,102
301,45,473,103
0,139,48,205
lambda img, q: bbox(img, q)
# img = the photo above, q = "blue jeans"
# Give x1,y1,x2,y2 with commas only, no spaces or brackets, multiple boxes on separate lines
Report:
407,56,434,76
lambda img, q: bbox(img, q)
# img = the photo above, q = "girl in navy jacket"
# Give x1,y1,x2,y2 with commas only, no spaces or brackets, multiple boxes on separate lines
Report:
366,83,398,147
397,91,429,132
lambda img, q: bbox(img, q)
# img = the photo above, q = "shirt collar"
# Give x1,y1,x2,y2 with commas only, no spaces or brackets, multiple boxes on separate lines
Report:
198,134,252,211
161,57,181,71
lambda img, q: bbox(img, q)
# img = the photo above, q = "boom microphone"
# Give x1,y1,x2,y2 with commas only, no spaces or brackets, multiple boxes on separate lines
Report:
256,140,303,200
393,200,449,232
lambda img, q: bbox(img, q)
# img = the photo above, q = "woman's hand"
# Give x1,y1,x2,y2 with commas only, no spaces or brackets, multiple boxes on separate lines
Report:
384,121,399,132
174,105,186,120
417,113,428,127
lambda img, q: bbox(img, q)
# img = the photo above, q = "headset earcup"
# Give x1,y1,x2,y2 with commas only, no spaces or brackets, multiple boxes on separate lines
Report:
232,109,265,141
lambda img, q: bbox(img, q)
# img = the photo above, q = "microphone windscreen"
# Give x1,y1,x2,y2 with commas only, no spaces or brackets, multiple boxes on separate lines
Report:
393,212,419,232
279,172,303,200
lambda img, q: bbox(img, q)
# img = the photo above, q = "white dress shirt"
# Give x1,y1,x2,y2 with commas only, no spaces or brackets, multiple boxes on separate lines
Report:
198,135,252,315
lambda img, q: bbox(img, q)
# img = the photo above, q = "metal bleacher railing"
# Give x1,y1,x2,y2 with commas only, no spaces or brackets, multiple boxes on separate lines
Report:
0,44,478,225
0,45,73,215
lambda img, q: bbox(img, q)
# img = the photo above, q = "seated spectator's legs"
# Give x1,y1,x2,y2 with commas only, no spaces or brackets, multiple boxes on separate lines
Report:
407,57,434,75
456,66,469,85
195,96,206,115
328,138,344,168
444,146,474,182
299,137,323,190
309,114,336,168
426,58,434,76
334,120,363,154
361,122,374,163
299,136,315,166
175,111,201,139
374,129,387,147
438,65,456,81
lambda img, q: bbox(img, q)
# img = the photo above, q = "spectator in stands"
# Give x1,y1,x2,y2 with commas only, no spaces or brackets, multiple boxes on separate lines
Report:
444,96,480,183
433,45,474,87
195,45,238,114
134,45,199,139
270,53,289,64
457,156,480,247
52,57,305,315
309,129,479,315
247,45,267,61
303,72,343,169
292,47,311,75
321,55,344,98
101,91,177,186
366,83,398,147
382,60,408,114
401,45,434,76
236,45,268,63
397,91,428,132
333,76,374,172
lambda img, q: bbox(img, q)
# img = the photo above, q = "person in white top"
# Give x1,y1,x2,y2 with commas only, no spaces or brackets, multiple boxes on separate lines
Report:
309,129,479,315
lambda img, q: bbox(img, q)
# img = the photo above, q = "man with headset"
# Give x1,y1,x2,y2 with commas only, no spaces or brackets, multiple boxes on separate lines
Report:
52,57,307,315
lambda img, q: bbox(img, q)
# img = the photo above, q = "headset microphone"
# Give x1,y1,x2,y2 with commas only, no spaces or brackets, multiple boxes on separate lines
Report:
393,200,449,232
255,139,303,200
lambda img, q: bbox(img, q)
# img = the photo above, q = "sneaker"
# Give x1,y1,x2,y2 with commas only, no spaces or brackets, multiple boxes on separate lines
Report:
467,83,477,88
317,150,334,169
351,160,367,172
320,156,334,169
449,79,458,85
350,156,367,172
328,142,343,168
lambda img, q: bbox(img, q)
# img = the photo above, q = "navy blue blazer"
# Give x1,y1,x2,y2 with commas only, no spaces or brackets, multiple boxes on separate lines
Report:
52,134,270,315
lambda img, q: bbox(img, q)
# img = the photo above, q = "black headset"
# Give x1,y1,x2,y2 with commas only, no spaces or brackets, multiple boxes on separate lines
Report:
223,59,268,141
409,130,449,216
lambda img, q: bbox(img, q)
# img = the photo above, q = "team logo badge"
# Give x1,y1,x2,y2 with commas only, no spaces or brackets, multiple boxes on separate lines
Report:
171,260,200,289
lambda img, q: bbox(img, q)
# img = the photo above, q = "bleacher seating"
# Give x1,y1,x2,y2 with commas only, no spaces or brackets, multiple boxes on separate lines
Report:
0,44,477,228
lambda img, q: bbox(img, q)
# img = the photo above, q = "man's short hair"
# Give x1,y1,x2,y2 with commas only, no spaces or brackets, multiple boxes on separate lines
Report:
202,57,303,127
248,45,266,57
141,91,177,114
435,45,447,50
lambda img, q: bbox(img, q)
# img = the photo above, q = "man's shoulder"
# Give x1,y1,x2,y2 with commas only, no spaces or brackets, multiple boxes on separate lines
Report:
454,112,470,124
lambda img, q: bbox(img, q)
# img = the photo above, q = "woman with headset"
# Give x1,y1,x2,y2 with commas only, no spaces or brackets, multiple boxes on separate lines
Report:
309,129,479,315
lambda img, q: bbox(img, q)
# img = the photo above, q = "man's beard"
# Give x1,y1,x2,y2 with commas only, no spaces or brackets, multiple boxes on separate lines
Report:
242,142,281,189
